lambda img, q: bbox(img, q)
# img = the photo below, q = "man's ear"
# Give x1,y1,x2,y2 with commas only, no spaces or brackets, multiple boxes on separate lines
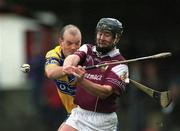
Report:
58,37,63,45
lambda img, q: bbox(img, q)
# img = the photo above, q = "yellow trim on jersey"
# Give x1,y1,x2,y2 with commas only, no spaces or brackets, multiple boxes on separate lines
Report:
46,46,61,60
45,46,77,113
57,89,77,113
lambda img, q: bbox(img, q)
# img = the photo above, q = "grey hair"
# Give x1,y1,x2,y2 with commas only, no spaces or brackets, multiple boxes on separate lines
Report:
59,24,81,39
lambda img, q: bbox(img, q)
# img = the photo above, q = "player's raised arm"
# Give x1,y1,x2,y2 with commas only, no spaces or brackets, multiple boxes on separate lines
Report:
63,54,80,67
45,64,65,79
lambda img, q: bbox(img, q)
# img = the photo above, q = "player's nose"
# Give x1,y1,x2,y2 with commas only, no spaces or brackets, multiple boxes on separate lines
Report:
71,44,78,50
99,34,106,40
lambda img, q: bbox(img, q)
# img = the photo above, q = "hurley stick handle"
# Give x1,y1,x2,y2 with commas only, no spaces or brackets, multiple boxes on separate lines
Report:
84,52,172,70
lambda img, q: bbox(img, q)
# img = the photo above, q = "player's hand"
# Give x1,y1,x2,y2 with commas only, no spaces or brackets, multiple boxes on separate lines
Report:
63,65,86,81
63,65,76,75
63,65,84,81
73,66,86,82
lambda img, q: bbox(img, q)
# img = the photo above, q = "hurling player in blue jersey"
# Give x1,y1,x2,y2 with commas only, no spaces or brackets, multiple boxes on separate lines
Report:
45,24,81,129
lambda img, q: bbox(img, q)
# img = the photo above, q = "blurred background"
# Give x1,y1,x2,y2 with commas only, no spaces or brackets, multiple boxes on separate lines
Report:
0,0,180,131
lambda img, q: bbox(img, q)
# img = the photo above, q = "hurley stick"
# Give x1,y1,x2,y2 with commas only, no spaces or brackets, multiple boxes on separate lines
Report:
130,79,172,108
84,52,171,70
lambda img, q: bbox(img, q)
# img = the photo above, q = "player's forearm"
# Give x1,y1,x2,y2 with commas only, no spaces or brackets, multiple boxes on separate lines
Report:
78,78,113,99
63,54,80,67
45,65,65,79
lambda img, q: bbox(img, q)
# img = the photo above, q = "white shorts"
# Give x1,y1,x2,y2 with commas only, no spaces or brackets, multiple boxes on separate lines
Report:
65,106,118,131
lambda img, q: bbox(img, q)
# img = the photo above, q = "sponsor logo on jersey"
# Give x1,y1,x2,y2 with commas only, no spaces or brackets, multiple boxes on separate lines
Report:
55,80,76,96
84,73,103,81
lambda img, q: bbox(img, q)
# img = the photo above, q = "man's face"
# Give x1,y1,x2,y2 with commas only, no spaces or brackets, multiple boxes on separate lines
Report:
60,30,81,57
96,30,114,54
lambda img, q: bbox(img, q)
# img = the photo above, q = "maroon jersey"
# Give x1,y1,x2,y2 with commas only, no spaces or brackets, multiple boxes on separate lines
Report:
74,44,129,113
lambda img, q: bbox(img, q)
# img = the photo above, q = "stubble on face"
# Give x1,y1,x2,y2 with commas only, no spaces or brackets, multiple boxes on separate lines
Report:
96,31,114,54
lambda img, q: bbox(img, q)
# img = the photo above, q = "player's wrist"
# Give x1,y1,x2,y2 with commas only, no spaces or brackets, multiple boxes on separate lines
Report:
77,74,85,83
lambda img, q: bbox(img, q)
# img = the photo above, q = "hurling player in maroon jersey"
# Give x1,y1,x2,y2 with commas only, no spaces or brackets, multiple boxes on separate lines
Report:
60,18,129,131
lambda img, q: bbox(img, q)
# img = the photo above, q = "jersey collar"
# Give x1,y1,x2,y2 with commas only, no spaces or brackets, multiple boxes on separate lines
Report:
92,46,120,58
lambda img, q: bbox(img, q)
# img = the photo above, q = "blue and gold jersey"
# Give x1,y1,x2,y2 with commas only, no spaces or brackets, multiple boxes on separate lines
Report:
45,46,77,113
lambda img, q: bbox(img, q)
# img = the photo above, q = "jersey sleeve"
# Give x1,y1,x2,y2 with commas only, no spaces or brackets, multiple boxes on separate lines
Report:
104,64,129,95
74,44,88,64
45,50,60,66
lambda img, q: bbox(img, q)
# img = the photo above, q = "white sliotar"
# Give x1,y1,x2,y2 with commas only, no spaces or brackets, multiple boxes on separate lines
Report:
20,64,30,73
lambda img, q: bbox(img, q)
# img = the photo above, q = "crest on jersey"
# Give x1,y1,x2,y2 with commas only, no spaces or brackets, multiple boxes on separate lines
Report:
120,71,128,82
46,58,59,65
111,64,129,82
